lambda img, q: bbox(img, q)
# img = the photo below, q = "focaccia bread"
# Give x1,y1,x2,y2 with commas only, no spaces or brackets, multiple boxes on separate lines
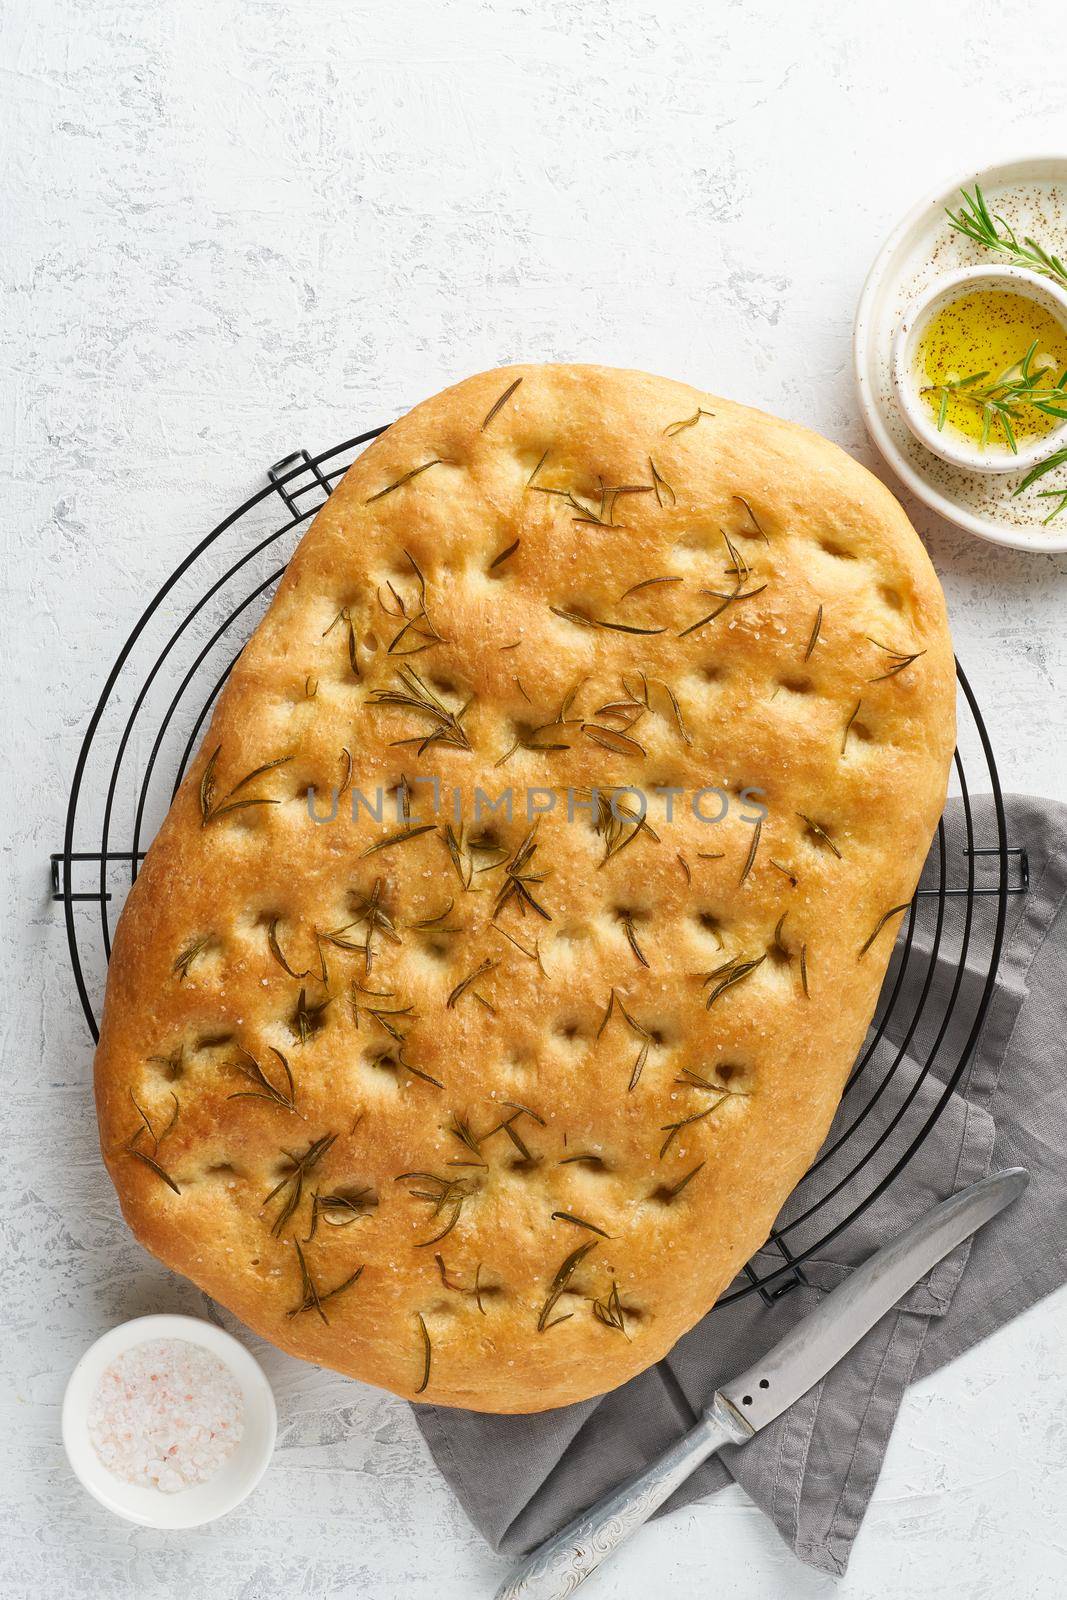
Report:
94,364,955,1412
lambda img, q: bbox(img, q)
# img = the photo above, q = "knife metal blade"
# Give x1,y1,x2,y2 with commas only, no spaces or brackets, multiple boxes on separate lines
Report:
495,1167,1028,1600
717,1164,1028,1435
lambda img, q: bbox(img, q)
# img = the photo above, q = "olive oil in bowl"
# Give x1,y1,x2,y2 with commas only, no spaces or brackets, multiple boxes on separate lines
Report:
914,288,1067,452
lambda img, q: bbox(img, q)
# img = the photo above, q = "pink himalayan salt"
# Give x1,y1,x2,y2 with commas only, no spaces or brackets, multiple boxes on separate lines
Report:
87,1337,244,1493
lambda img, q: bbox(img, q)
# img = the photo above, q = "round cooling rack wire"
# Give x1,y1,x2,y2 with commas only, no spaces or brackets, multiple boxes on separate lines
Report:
53,429,1023,1307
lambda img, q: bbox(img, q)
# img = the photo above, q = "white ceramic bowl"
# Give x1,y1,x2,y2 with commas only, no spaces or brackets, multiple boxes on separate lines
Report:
891,263,1067,473
853,153,1067,552
62,1314,277,1528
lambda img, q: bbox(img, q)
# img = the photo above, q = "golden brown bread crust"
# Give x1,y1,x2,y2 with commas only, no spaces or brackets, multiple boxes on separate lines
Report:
94,364,955,1412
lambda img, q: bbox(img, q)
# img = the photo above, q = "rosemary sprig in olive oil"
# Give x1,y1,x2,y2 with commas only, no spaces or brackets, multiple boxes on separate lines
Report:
921,340,1067,454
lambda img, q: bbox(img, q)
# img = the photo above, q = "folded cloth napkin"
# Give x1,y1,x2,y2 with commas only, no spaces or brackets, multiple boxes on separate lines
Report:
413,793,1067,1575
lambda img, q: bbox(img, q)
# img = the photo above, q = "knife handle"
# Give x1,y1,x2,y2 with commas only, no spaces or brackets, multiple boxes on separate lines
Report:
493,1397,750,1600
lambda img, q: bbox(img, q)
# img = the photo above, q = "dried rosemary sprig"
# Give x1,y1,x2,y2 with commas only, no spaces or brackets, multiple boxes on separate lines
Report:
262,1133,336,1236
489,537,521,571
590,669,691,752
482,376,523,430
858,902,911,957
598,481,654,526
448,1112,488,1168
678,528,768,638
740,817,762,884
392,1047,445,1090
660,1103,721,1158
597,988,652,1091
350,980,415,1042
842,700,863,755
582,723,647,758
173,935,212,982
733,495,769,542
434,1254,491,1312
377,550,445,658
410,897,460,932
494,674,588,766
866,638,927,683
649,456,676,506
368,666,473,754
591,1280,629,1336
267,917,316,981
535,476,651,529
323,605,360,678
551,1211,612,1238
199,747,292,826
620,910,649,968
397,1170,475,1245
664,407,714,437
485,1110,536,1165
482,1103,544,1165
447,958,497,1010
228,1045,297,1111
804,605,823,661
361,821,437,858
288,1238,364,1322
339,878,402,972
654,1161,705,1202
414,1312,432,1394
440,823,473,890
538,1240,598,1332
290,986,332,1044
365,458,446,504
591,788,661,866
703,953,766,1012
126,1089,182,1194
797,813,842,858
532,485,610,527
550,603,666,637
493,825,552,922
304,1186,377,1242
502,1099,546,1126
490,923,545,973
679,580,768,638
675,1066,748,1096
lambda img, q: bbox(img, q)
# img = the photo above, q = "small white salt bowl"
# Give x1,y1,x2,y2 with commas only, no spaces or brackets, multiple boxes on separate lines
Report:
62,1313,277,1528
891,264,1067,474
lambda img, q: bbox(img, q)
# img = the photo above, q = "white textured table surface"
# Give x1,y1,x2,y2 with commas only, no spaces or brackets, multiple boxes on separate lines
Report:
3,2,1067,1596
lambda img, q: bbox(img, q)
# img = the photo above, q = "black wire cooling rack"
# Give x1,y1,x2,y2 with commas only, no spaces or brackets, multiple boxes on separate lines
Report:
52,429,1028,1306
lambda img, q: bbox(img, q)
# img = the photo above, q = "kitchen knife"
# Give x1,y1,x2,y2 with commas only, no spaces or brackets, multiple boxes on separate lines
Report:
494,1166,1028,1600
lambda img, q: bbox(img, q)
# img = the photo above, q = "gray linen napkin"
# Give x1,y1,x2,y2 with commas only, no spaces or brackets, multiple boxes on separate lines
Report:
413,793,1067,1575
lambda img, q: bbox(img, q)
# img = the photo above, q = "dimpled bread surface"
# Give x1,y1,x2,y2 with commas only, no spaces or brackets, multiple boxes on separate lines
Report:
94,364,955,1412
